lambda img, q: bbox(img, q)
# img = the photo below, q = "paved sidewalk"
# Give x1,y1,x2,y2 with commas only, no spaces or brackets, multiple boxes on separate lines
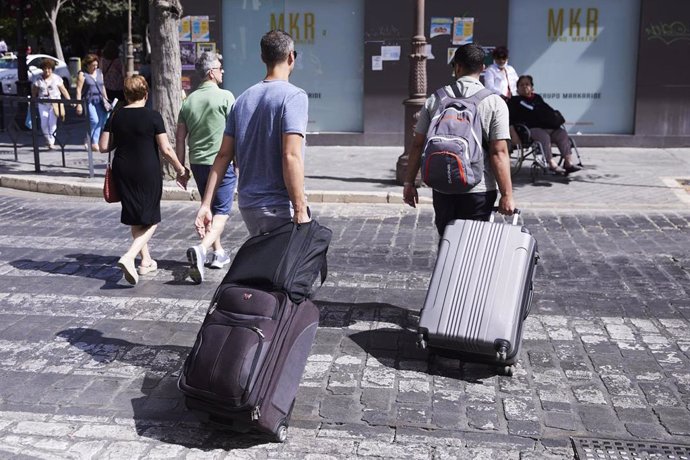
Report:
2,134,690,209
0,192,689,459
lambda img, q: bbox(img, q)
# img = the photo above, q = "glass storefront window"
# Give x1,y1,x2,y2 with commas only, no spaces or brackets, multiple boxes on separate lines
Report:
508,0,641,134
222,0,364,133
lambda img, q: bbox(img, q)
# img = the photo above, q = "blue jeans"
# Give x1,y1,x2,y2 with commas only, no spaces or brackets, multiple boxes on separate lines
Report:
87,101,108,145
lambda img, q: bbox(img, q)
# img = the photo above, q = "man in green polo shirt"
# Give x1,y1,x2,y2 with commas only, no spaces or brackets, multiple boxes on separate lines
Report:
176,51,236,284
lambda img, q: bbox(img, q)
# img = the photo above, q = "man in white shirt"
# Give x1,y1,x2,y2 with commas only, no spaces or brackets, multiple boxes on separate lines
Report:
483,46,518,100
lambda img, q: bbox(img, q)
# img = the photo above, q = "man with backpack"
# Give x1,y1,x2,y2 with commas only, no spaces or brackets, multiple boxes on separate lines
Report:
403,44,516,236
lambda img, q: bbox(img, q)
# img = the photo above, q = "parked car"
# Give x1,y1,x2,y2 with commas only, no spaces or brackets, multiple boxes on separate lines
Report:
0,53,72,95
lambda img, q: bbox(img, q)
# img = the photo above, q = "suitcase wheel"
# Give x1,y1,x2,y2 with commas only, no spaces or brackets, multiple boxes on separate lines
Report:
417,333,427,350
498,365,514,377
274,423,288,443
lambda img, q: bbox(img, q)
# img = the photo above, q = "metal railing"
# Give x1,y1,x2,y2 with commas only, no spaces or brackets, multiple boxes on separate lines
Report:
0,93,95,177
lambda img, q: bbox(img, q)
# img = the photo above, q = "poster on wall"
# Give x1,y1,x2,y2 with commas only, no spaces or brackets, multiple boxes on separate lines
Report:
180,43,195,70
430,17,452,38
179,16,192,41
447,47,457,64
191,16,210,42
381,45,401,61
508,0,641,134
222,0,365,133
372,55,382,71
196,42,216,56
452,17,474,45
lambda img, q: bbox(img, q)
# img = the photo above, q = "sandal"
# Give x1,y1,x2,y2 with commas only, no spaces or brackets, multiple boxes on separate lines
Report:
564,164,582,175
137,260,158,275
548,165,566,175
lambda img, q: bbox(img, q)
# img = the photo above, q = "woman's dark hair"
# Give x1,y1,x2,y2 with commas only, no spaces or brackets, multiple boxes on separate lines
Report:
492,46,509,59
39,59,56,71
102,40,120,60
83,54,99,67
517,75,534,87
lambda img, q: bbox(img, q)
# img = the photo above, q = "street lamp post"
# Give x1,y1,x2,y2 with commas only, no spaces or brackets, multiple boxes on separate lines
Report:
126,0,135,77
395,0,427,185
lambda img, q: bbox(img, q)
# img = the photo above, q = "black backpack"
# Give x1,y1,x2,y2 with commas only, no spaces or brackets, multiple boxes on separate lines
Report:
222,220,332,303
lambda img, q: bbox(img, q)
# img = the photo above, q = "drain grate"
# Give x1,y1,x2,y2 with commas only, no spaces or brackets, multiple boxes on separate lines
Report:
572,437,690,459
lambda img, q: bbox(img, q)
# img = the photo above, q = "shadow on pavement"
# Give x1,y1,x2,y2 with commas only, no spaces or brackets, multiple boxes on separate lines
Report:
9,254,191,290
55,327,273,450
306,174,398,187
318,300,500,380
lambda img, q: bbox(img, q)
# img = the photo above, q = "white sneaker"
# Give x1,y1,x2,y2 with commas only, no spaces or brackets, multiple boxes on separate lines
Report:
205,250,215,267
210,250,231,269
186,245,206,283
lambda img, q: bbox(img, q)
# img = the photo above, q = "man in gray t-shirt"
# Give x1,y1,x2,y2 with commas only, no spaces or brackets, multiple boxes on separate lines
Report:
194,30,310,238
403,44,516,236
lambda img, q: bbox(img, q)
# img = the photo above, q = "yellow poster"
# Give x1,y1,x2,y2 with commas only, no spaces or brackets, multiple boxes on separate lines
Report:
179,16,191,41
452,17,474,45
191,16,210,42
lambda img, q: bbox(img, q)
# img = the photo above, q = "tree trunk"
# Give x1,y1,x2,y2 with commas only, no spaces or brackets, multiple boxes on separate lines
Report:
48,16,64,62
45,1,66,62
148,0,183,178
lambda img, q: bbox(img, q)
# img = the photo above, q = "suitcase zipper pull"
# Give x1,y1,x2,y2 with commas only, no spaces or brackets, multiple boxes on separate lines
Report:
251,327,265,339
251,405,261,421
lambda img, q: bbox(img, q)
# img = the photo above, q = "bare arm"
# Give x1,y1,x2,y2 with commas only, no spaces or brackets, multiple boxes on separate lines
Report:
195,135,235,236
488,139,515,215
402,131,426,208
59,84,71,101
175,122,187,166
98,131,110,153
156,133,187,175
75,72,84,114
282,133,309,224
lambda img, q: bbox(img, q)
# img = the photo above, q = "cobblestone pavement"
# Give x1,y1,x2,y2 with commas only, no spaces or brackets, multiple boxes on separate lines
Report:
0,189,689,459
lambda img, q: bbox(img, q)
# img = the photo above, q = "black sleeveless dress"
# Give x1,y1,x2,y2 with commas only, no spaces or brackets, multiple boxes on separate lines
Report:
105,107,164,225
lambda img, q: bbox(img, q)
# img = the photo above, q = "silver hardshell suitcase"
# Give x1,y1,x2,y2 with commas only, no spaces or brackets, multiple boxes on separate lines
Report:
417,211,538,376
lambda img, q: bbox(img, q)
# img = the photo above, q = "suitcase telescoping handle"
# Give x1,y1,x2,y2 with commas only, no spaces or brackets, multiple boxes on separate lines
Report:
489,207,521,226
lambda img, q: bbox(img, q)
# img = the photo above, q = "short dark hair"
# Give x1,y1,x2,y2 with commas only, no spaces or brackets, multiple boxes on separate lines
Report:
39,59,56,71
517,75,534,87
261,30,294,66
452,44,485,74
492,46,509,59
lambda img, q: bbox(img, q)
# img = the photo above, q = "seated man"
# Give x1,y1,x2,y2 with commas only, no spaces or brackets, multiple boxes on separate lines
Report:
508,75,582,175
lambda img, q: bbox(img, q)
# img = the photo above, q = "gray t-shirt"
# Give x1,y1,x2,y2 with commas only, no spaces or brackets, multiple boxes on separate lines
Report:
415,76,510,193
225,80,309,209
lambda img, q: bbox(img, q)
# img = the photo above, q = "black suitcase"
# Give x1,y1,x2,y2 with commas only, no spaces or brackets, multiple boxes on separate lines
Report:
178,283,319,442
223,220,332,303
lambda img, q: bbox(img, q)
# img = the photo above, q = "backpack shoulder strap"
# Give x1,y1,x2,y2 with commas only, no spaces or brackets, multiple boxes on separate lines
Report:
434,87,449,106
466,88,494,106
449,82,462,99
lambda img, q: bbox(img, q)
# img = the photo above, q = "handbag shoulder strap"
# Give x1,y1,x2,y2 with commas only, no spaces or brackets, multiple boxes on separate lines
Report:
107,112,117,163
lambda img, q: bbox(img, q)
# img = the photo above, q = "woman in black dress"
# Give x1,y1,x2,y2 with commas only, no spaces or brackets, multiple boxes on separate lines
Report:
100,75,189,285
